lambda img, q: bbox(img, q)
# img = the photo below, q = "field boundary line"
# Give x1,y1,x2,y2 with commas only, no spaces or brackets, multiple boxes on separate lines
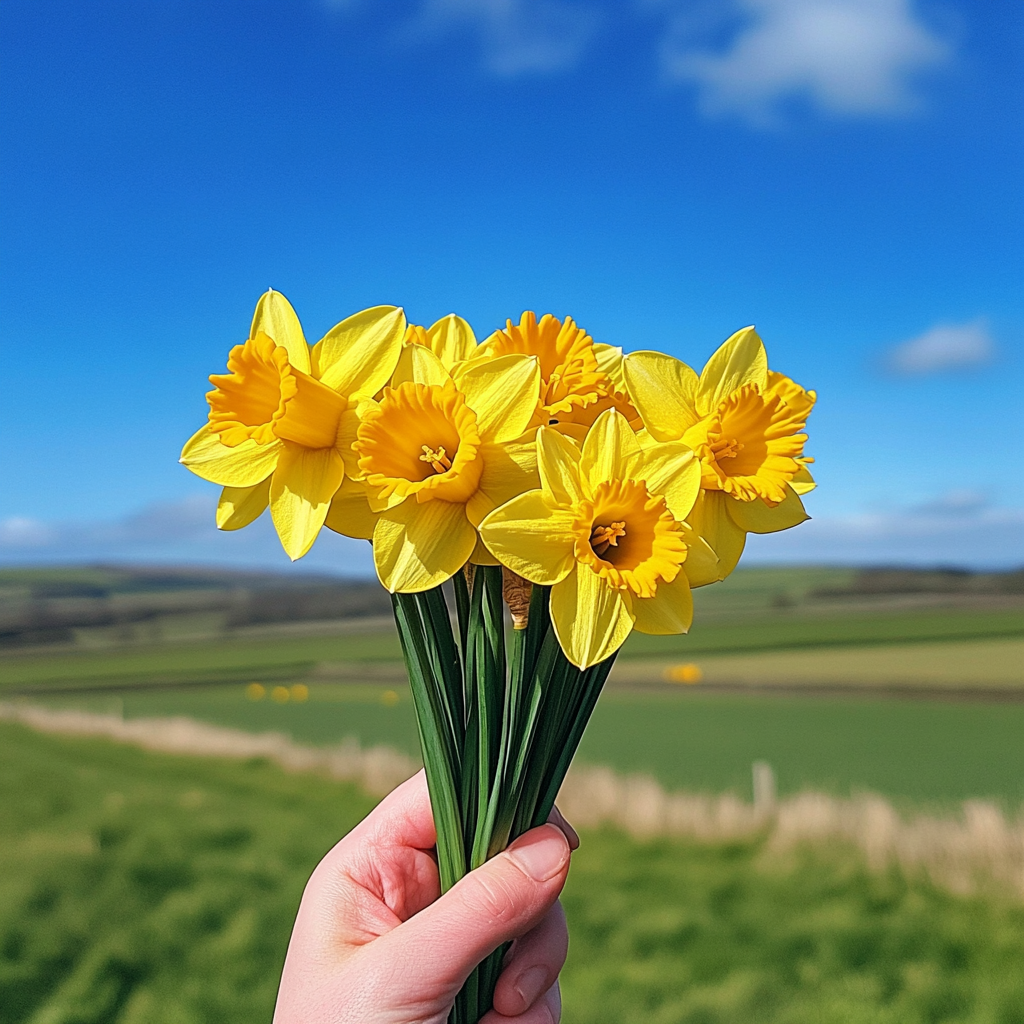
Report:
3,702,1022,899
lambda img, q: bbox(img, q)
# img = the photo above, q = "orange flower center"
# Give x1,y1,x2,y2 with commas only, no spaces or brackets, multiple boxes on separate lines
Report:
683,378,813,504
355,381,483,505
574,479,687,598
207,332,345,449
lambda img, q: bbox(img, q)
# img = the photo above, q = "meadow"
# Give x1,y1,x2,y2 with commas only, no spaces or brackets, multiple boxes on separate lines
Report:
3,723,1023,1024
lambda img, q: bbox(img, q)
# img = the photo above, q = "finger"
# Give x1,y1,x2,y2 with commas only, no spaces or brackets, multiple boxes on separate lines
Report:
546,806,579,851
317,770,434,864
480,982,561,1023
369,823,571,1004
492,902,567,1017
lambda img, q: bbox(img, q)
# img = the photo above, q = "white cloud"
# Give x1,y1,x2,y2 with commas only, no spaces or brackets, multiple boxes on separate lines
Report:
744,490,1024,568
407,0,600,76
659,0,950,123
0,496,375,576
884,319,995,375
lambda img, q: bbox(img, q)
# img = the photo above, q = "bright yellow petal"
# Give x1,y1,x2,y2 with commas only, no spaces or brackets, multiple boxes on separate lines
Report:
537,426,584,506
314,306,406,395
622,351,700,442
250,290,310,374
324,477,378,541
428,314,477,366
269,444,345,560
632,573,693,636
391,342,451,389
790,459,817,496
638,442,700,523
580,409,642,490
216,479,270,530
679,521,719,588
458,354,540,443
550,567,634,669
686,490,744,584
469,535,500,565
696,326,768,416
593,343,626,391
478,490,577,585
726,487,808,534
465,440,539,527
180,424,282,487
373,499,477,593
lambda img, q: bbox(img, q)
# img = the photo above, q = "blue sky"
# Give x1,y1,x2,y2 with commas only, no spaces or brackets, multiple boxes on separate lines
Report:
1,0,1022,573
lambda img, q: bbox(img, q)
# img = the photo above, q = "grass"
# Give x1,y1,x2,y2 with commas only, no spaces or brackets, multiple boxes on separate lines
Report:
2,723,1023,1024
23,674,1024,808
3,603,1022,696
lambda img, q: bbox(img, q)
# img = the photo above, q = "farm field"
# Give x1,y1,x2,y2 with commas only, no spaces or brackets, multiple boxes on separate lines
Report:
616,637,1024,692
19,677,1024,807
3,723,1023,1024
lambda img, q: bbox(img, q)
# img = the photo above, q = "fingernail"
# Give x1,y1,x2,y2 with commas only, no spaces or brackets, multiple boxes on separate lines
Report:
514,965,548,1009
552,808,580,850
508,825,569,882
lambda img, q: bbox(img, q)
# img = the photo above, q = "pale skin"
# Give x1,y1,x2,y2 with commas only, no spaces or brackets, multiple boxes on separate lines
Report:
273,771,578,1024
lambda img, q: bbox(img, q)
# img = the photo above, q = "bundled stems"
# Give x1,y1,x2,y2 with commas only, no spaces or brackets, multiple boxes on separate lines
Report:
392,568,615,1024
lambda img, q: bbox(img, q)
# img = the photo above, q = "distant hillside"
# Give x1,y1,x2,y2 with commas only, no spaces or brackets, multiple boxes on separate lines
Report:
0,565,391,648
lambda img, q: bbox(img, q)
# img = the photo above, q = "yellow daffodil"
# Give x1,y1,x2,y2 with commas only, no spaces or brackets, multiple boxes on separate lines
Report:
403,314,478,371
623,327,815,582
179,290,406,560
352,343,541,592
470,311,641,443
479,410,718,668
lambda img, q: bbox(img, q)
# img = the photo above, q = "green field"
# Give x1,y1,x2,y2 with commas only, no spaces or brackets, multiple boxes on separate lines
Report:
3,724,1023,1024
20,679,1024,807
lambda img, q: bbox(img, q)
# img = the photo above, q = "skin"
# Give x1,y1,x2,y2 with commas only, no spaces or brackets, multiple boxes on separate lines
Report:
274,771,578,1024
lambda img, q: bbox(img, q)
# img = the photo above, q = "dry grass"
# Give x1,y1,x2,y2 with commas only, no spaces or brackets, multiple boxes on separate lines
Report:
4,701,1022,900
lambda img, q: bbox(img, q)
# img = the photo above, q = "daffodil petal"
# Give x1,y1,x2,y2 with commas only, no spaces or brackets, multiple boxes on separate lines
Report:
428,314,477,366
325,477,378,541
580,409,642,490
314,306,406,395
726,486,808,534
459,354,540,443
537,426,584,506
466,440,539,527
392,343,451,388
632,573,693,635
470,535,501,565
550,568,634,670
373,499,477,593
686,490,744,584
639,442,700,522
479,490,577,585
251,290,310,374
180,424,282,487
269,444,345,560
680,521,720,588
593,343,626,391
216,479,271,531
696,326,768,416
623,351,699,442
789,460,817,496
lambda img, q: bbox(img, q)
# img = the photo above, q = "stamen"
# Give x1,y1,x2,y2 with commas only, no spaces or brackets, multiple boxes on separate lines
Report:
710,437,743,460
419,445,453,474
591,521,627,556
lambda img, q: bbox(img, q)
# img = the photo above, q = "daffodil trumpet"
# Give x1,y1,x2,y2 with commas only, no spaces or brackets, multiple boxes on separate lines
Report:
180,300,816,1024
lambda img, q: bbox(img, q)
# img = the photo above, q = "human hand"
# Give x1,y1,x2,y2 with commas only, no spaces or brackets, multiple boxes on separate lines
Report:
273,770,577,1024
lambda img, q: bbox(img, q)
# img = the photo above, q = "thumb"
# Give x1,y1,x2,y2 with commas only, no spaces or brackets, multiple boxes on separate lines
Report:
372,824,571,1002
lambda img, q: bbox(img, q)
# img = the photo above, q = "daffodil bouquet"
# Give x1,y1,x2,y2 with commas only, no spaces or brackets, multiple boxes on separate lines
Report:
181,292,816,1022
